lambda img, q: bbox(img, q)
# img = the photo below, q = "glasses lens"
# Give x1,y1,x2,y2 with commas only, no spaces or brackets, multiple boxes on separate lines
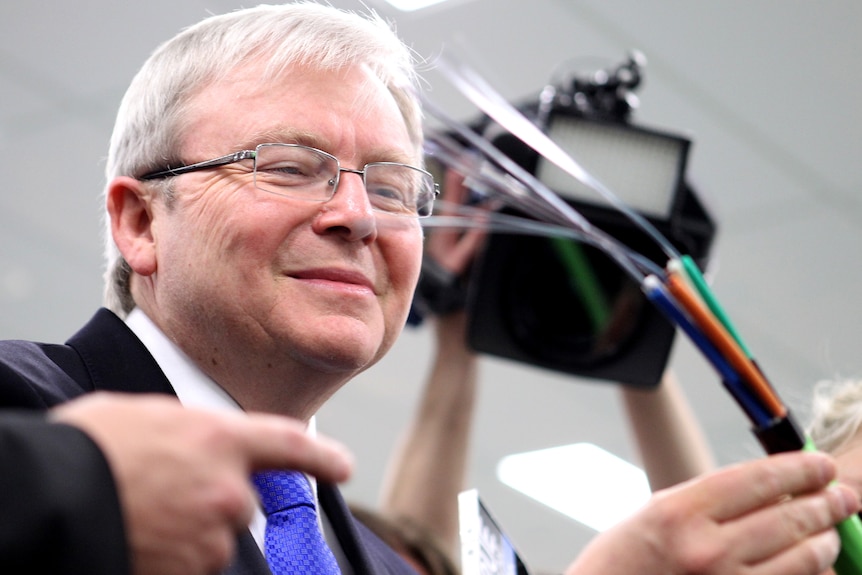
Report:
365,163,436,217
253,144,337,200
253,144,436,217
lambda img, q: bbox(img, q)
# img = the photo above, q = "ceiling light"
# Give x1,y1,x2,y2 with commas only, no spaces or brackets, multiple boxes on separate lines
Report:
497,443,651,532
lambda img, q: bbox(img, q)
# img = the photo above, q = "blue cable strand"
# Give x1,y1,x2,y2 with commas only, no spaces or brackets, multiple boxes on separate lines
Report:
642,276,772,428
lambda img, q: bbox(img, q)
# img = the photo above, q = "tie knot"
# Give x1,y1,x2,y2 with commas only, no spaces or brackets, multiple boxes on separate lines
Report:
253,470,315,515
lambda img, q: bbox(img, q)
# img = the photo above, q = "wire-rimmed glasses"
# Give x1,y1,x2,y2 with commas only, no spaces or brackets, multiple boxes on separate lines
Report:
139,143,439,217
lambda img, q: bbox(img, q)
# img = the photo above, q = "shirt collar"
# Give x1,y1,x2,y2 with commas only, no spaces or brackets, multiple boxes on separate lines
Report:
124,307,241,412
123,307,329,554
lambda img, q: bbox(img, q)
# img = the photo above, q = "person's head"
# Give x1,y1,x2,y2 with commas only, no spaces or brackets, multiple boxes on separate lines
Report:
808,379,862,495
348,504,460,575
103,2,432,416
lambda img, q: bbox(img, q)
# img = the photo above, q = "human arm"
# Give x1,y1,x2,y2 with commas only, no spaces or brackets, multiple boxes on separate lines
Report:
620,369,716,490
47,392,353,575
0,409,129,575
566,450,857,575
378,168,485,556
378,310,479,555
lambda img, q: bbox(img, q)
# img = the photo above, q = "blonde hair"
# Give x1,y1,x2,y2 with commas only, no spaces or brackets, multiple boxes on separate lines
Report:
807,379,862,454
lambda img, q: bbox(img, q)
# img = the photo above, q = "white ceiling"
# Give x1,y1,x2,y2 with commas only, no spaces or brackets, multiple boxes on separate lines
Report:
2,1,861,572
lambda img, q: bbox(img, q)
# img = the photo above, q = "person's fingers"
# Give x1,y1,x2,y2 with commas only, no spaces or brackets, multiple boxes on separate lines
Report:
206,474,259,532
723,483,858,564
226,487,258,533
442,169,468,206
233,412,354,483
54,393,354,483
199,527,238,575
747,529,841,575
426,212,487,273
682,451,837,521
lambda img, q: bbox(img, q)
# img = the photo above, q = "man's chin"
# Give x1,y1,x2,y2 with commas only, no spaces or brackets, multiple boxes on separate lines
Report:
297,349,377,378
293,336,382,375
277,312,393,372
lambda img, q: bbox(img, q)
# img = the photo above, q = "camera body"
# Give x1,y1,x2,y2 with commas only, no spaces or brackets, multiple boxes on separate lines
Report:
464,100,716,387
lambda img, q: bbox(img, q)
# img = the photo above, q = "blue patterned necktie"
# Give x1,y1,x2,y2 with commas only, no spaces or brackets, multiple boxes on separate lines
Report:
253,470,342,575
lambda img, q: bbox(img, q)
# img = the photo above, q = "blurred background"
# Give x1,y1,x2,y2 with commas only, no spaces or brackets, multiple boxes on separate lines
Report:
1,1,860,572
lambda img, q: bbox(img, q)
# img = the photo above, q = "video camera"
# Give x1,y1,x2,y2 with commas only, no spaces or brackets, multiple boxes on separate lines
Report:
418,52,717,388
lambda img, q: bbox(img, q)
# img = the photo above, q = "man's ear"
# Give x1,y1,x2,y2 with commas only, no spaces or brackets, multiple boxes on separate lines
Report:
106,176,158,277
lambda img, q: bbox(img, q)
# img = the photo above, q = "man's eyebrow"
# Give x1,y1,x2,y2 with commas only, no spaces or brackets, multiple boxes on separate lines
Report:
241,127,316,148
242,128,417,165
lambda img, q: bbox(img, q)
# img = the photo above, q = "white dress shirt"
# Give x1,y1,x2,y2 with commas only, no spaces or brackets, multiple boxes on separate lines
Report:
123,308,353,573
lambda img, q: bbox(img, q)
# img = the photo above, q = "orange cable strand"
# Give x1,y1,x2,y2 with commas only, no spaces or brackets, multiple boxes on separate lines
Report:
666,273,786,418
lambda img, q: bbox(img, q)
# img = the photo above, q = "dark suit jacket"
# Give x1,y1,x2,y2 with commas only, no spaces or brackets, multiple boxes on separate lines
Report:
0,412,128,574
0,308,417,575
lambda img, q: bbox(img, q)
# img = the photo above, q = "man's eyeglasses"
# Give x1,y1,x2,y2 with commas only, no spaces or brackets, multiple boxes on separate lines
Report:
139,143,439,218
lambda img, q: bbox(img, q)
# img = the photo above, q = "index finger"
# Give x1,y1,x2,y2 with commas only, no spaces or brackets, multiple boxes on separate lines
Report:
233,412,354,484
682,451,836,522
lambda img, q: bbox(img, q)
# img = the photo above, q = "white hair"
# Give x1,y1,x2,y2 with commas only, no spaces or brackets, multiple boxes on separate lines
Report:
102,1,425,315
807,378,862,454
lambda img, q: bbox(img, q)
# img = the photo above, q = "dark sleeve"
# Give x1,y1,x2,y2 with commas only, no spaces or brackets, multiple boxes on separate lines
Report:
0,413,130,575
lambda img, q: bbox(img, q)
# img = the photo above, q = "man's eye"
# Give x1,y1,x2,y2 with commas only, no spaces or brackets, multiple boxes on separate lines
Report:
368,186,405,201
264,162,314,175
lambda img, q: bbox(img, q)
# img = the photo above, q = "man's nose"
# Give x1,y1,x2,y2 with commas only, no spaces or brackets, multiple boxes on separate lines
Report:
313,169,377,241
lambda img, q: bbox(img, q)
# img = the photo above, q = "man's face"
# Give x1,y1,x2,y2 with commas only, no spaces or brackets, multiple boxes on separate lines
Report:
142,61,423,388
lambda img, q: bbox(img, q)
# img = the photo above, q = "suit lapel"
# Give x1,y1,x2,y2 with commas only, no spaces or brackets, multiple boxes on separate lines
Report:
66,308,176,395
223,531,272,575
318,483,376,575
